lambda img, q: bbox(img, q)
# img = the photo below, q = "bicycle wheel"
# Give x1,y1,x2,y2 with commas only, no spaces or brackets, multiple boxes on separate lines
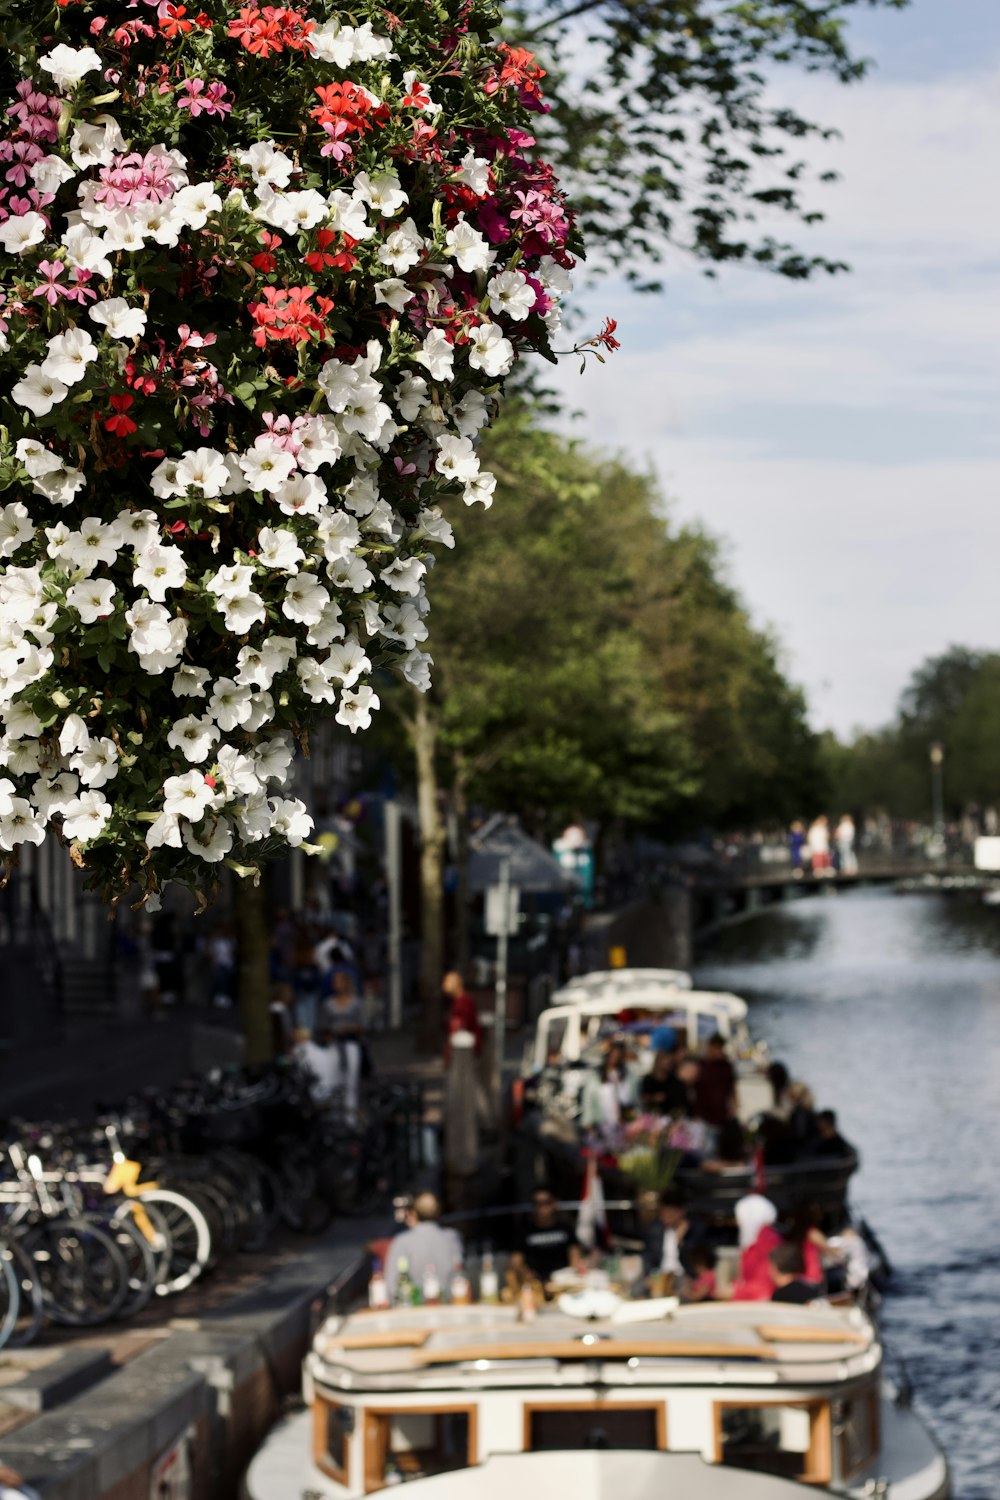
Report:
26,1216,130,1326
141,1190,212,1296
0,1242,19,1349
3,1236,44,1348
107,1207,159,1318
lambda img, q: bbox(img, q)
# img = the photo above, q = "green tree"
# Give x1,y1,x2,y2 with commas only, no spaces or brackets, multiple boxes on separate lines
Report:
510,0,908,286
387,409,823,1035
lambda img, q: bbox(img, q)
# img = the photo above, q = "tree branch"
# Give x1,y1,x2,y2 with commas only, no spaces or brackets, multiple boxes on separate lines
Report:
520,0,609,38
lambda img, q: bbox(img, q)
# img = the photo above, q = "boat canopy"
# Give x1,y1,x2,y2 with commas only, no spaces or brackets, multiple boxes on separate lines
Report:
552,968,693,1004
529,988,749,1071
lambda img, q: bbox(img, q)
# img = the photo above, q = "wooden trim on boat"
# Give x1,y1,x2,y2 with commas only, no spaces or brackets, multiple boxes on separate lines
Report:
312,1396,351,1485
522,1400,667,1452
329,1328,432,1351
362,1402,479,1493
755,1325,868,1346
415,1339,778,1365
712,1397,832,1486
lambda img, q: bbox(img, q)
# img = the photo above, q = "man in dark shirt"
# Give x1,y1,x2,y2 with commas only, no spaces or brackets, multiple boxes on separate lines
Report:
639,1047,690,1116
769,1243,823,1304
812,1108,853,1158
694,1033,737,1127
512,1189,583,1284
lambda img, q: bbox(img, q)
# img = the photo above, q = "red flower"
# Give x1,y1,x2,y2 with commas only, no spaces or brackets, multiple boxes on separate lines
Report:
303,227,339,273
247,285,330,347
310,81,380,137
486,43,546,100
105,393,138,437
251,229,282,274
595,317,620,352
159,3,194,37
228,5,314,56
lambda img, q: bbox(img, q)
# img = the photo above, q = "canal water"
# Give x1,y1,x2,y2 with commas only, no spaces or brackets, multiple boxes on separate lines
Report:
696,886,1000,1500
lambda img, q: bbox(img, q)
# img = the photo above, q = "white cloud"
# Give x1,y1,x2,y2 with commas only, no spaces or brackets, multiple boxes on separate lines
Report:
555,57,1000,735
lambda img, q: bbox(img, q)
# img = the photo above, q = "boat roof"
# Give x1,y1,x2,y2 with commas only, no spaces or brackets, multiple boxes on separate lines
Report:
552,968,693,1003
538,988,748,1026
310,1299,878,1393
389,1451,824,1500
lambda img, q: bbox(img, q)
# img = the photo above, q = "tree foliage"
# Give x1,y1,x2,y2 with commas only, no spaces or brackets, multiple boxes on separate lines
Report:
825,647,1000,819
388,406,824,834
507,0,909,286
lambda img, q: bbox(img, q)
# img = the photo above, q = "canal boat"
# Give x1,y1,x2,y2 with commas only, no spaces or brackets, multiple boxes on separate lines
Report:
244,1297,948,1500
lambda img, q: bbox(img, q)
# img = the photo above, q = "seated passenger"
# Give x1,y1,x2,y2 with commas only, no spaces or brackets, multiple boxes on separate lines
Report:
682,1243,718,1302
384,1192,463,1302
811,1108,854,1158
700,1118,748,1173
639,1047,690,1117
580,1041,636,1130
694,1033,737,1126
786,1081,817,1152
642,1186,710,1283
510,1187,583,1288
730,1194,782,1301
769,1242,824,1304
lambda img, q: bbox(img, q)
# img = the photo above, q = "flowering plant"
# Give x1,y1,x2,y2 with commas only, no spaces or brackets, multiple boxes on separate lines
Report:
0,1,577,902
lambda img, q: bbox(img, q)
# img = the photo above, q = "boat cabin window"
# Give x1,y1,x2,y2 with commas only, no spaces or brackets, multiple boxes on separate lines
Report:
526,1403,665,1452
363,1406,476,1492
715,1400,831,1485
314,1398,352,1484
834,1389,879,1477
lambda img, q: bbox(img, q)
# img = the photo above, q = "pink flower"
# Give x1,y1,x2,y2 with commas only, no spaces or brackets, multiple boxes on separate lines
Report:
6,82,61,144
176,78,232,118
33,260,68,306
177,324,217,351
95,149,178,208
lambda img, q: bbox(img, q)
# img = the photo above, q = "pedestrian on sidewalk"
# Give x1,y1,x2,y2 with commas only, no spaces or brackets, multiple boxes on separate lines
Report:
835,814,858,875
443,970,481,1063
322,971,367,1123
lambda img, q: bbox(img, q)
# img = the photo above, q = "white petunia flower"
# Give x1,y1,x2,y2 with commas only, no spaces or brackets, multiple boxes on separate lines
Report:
487,269,535,321
182,816,234,863
435,434,480,483
453,148,491,196
236,140,295,190
401,649,433,692
326,636,370,688
162,769,216,822
133,543,187,601
282,573,329,625
239,443,296,494
453,388,491,437
63,224,114,278
0,797,44,850
464,471,498,508
255,735,294,783
215,745,262,796
61,790,112,844
377,217,424,274
42,328,99,387
325,188,371,242
39,43,102,90
353,170,407,218
149,458,184,500
414,329,454,382
61,517,119,575
12,365,68,418
146,809,183,849
296,657,336,704
274,471,327,516
374,278,415,313
72,736,118,789
173,182,223,230
380,556,427,596
221,591,266,634
167,715,219,764
336,685,380,733
0,504,33,558
467,321,515,377
172,665,211,699
31,155,77,194
126,598,175,655
58,713,90,756
267,796,313,846
0,212,47,255
444,216,495,274
208,678,253,731
113,508,160,551
257,527,305,570
295,416,342,473
66,577,115,623
176,447,229,497
90,297,147,341
32,771,79,819
32,463,86,506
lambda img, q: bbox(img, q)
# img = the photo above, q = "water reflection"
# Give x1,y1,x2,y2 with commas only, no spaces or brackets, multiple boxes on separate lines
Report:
697,888,1000,1500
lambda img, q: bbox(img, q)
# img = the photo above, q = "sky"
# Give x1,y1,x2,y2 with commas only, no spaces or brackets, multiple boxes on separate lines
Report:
552,0,1000,737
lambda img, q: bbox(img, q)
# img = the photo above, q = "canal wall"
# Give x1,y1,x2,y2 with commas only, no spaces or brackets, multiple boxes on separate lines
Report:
1,1224,380,1500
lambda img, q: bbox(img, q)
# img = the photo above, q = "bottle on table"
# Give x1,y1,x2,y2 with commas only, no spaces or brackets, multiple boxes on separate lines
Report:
479,1246,499,1304
422,1263,441,1306
519,1280,538,1324
450,1258,472,1305
369,1256,390,1310
394,1255,416,1307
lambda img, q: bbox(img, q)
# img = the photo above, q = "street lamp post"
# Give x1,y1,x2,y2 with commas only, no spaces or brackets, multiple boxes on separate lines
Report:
930,742,945,858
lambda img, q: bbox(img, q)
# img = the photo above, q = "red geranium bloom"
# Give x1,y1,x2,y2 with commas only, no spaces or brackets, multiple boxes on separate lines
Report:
247,285,330,347
310,81,379,137
160,4,194,37
486,43,546,100
105,393,138,437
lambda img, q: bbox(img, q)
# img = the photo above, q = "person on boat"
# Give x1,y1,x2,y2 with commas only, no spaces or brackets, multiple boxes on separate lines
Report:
510,1187,584,1288
0,1465,39,1500
682,1243,718,1302
443,970,482,1062
700,1118,748,1173
810,1108,854,1158
730,1194,783,1301
580,1040,636,1131
786,1081,818,1153
642,1187,709,1285
694,1033,737,1128
384,1192,463,1302
769,1242,824,1304
638,1045,689,1117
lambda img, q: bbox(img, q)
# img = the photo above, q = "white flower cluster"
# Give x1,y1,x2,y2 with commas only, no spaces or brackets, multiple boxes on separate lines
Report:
0,34,573,895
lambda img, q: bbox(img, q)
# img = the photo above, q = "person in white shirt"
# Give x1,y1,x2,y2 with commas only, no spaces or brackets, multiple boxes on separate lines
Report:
292,1027,336,1104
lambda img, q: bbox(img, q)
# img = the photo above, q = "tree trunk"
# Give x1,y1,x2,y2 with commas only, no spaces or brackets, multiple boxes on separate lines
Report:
236,875,272,1066
453,752,472,980
414,693,446,1050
